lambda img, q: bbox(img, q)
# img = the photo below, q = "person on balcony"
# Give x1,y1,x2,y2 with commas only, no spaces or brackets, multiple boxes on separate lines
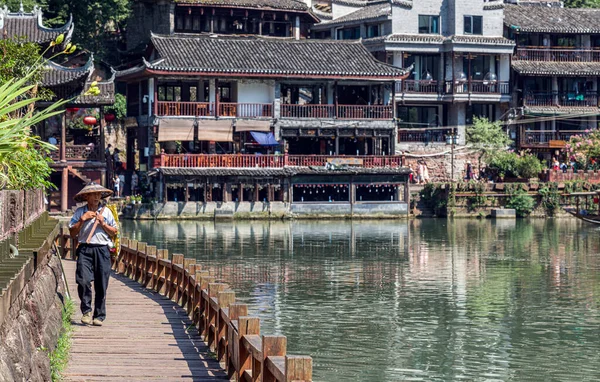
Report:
48,134,58,145
69,183,117,327
113,148,122,171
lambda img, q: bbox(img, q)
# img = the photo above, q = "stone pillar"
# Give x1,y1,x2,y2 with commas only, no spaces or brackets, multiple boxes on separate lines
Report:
208,79,216,103
149,77,155,116
61,168,68,212
294,16,300,40
223,183,231,202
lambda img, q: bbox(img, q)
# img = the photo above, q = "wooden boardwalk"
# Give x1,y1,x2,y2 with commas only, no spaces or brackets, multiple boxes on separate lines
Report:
62,259,228,381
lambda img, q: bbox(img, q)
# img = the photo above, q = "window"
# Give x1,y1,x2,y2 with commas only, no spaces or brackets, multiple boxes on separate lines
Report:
397,106,439,128
336,27,361,40
464,15,482,35
418,15,439,34
367,24,380,38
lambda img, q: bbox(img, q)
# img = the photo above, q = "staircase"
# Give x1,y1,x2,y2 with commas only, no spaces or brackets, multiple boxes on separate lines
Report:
68,168,92,185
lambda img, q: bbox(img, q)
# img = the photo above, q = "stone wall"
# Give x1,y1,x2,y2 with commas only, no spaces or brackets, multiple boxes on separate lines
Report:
403,146,483,182
544,169,600,184
0,254,66,382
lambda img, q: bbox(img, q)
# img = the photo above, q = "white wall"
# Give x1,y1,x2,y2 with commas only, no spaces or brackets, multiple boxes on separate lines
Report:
237,81,273,104
332,2,363,19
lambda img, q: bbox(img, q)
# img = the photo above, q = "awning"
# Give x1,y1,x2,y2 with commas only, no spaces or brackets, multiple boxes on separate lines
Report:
250,131,279,146
157,118,195,142
197,120,233,142
235,120,271,132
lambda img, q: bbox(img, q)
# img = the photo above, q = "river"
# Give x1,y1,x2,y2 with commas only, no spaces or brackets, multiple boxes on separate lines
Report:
121,218,600,381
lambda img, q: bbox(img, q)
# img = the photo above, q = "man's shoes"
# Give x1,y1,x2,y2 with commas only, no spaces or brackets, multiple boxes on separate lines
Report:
81,312,93,325
92,318,104,326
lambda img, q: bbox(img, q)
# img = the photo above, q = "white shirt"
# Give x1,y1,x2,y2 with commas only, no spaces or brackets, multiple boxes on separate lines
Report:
69,205,117,245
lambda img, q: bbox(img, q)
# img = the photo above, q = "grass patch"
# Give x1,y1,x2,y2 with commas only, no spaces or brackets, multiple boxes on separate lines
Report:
49,298,74,381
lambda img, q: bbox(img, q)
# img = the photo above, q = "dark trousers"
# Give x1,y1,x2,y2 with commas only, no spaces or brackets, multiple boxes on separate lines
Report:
75,244,111,320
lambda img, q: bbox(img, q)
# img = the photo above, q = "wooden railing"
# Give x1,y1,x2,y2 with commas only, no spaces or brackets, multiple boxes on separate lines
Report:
154,154,405,168
219,103,273,118
398,129,450,143
280,104,335,119
157,101,215,117
520,128,587,147
524,92,599,108
112,238,312,382
444,81,510,95
280,104,392,120
49,144,101,162
396,80,442,94
514,47,600,62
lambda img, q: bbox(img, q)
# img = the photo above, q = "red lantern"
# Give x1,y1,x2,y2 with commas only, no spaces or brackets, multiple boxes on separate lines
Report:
83,116,97,126
594,197,599,204
104,113,116,122
66,107,80,113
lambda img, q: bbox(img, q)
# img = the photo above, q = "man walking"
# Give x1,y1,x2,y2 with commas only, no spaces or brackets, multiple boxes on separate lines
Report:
69,183,117,326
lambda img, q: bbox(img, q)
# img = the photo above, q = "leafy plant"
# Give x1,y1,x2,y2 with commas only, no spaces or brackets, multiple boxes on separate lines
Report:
506,188,536,217
486,151,543,179
49,297,74,381
539,183,561,216
104,93,127,121
564,129,600,169
419,183,447,216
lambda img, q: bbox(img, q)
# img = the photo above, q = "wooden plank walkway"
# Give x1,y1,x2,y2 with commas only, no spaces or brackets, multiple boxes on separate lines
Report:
62,259,228,381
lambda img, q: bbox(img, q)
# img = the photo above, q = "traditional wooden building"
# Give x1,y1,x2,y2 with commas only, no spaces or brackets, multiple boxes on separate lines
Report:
505,3,600,155
0,6,115,212
311,0,515,150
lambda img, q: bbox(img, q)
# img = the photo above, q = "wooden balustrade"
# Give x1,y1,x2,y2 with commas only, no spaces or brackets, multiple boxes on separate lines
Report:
444,81,510,95
520,128,587,148
524,92,599,108
49,144,101,162
398,129,449,143
155,154,405,168
113,238,313,382
280,104,335,119
157,101,215,117
397,80,442,94
514,47,600,62
219,103,273,118
337,105,393,120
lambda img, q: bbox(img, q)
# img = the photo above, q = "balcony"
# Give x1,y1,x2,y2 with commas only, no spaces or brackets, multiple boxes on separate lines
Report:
153,154,404,168
520,127,587,149
445,80,510,95
396,80,442,94
280,104,392,120
514,47,600,62
156,102,272,118
398,128,450,143
524,92,599,108
49,144,102,162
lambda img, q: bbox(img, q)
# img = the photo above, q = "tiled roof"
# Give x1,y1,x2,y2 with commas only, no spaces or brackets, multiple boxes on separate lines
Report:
504,4,600,34
0,6,73,44
513,61,600,76
316,0,390,26
148,33,409,78
362,34,513,46
72,70,116,106
524,106,600,114
42,59,93,87
174,0,309,11
449,35,514,46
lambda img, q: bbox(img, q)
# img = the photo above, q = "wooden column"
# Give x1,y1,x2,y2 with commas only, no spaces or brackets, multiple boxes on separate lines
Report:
215,79,220,117
238,183,243,202
203,180,208,202
60,113,66,162
254,182,259,202
61,167,68,213
185,183,189,203
333,81,338,119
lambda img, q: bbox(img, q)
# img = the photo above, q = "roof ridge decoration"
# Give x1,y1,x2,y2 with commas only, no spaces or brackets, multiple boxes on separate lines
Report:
390,0,412,9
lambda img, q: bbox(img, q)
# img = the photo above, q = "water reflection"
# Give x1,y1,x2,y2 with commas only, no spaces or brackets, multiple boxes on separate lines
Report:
121,219,600,382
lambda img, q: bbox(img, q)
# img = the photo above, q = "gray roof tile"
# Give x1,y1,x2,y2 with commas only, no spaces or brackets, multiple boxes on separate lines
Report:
316,1,390,27
504,4,600,34
174,0,309,11
0,6,72,44
149,33,408,78
513,61,600,76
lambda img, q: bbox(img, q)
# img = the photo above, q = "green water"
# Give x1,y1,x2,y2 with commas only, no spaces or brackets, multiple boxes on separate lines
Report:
121,219,600,381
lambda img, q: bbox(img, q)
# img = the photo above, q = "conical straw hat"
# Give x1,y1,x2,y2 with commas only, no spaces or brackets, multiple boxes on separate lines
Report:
73,182,113,202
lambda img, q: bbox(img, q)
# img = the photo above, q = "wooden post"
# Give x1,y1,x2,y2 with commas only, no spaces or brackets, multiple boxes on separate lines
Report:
286,356,313,381
61,167,69,213
238,317,260,380
262,336,287,382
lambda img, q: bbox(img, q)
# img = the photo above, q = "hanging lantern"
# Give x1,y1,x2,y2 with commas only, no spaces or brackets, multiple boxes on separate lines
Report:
83,116,97,125
66,107,80,113
104,113,116,122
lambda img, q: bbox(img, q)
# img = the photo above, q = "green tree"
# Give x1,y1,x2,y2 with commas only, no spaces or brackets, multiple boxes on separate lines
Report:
0,0,131,61
564,0,600,7
466,116,512,174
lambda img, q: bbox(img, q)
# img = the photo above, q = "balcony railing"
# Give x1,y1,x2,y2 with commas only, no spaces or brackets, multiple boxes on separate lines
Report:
445,81,510,95
524,92,599,108
49,144,101,162
280,104,392,120
156,102,272,118
520,128,588,147
514,47,600,62
153,154,404,168
398,128,451,143
396,80,442,94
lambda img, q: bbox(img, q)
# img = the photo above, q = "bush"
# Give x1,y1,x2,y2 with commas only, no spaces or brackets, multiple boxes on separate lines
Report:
506,190,536,217
419,183,447,216
486,151,543,179
539,183,561,216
